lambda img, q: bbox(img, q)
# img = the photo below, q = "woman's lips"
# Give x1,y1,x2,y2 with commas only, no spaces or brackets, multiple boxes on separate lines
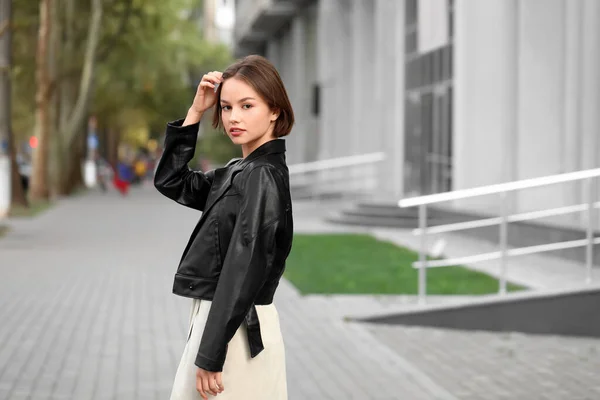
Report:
230,128,245,137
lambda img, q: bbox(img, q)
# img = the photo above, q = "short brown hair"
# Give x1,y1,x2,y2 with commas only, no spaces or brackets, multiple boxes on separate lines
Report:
212,55,295,138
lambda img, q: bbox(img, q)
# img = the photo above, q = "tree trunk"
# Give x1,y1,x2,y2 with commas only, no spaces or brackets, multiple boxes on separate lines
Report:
63,0,102,149
55,118,84,195
9,153,26,206
107,125,120,166
47,0,61,196
0,0,27,211
63,131,84,193
49,0,70,195
53,0,102,193
29,0,51,201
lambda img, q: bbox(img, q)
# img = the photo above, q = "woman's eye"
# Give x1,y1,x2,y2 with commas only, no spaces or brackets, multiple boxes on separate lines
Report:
221,105,231,111
242,104,252,110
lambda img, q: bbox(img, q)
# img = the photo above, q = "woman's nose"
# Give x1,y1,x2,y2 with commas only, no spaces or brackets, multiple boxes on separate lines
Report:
229,108,240,123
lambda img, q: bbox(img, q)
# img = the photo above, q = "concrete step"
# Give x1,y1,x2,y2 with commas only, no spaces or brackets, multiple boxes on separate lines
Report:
326,214,454,229
328,201,478,229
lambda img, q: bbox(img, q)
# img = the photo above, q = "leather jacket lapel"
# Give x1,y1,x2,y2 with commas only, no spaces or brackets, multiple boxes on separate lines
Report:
202,165,241,216
201,140,286,218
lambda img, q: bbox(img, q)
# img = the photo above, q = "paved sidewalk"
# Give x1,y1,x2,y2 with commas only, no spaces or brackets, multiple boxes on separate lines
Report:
0,186,455,400
1,187,599,399
368,324,600,400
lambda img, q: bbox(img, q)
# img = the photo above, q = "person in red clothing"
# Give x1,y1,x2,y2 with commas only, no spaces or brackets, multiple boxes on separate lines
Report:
112,161,131,196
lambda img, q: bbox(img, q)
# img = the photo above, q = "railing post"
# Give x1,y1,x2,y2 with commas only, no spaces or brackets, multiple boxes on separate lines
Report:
586,177,595,284
499,191,508,295
418,204,428,304
311,172,317,203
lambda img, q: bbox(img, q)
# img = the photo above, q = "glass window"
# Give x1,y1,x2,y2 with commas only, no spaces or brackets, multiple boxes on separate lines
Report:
406,0,418,27
403,0,454,195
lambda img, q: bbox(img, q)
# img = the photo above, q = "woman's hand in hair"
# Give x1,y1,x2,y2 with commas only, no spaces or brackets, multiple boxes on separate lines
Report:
184,71,223,126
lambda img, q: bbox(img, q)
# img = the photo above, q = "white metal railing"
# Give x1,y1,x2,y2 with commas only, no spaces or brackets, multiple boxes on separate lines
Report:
288,152,385,174
398,168,600,303
288,152,386,200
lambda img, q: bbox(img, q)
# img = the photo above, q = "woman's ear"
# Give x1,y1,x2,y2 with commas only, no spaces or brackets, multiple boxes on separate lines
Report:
270,108,280,122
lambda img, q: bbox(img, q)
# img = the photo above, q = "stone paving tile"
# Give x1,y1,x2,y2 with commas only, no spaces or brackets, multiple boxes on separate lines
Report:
367,323,600,400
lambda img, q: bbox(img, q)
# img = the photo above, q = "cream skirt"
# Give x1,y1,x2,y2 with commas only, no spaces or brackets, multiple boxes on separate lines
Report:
170,299,288,400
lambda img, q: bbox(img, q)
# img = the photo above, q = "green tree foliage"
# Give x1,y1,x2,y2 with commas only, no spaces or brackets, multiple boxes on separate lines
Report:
10,0,236,196
94,0,232,136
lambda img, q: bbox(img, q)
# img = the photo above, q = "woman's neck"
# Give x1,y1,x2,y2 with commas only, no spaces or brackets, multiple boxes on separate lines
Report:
242,136,275,158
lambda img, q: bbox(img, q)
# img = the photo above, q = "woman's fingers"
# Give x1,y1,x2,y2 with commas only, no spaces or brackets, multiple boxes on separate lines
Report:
209,377,221,395
216,373,224,393
197,376,209,399
196,383,208,400
196,369,209,399
203,375,218,396
202,72,222,85
191,71,223,113
195,368,224,398
208,70,223,79
199,73,222,94
212,376,222,396
198,71,223,95
202,75,219,84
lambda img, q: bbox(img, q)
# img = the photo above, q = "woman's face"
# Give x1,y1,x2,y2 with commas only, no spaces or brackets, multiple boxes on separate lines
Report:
219,77,279,157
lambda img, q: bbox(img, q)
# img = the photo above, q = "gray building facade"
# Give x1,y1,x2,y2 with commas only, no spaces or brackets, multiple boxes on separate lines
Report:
234,0,600,231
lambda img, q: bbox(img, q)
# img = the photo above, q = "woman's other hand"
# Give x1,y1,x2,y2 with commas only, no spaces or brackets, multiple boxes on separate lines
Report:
196,367,224,399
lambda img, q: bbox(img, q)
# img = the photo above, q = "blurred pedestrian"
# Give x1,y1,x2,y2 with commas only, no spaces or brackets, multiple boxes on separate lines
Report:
113,160,132,196
134,156,147,184
94,155,112,193
154,55,294,400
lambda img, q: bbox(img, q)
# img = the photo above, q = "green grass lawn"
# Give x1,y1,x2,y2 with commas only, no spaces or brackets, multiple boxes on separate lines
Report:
9,186,88,218
70,186,89,197
9,200,53,218
284,233,526,295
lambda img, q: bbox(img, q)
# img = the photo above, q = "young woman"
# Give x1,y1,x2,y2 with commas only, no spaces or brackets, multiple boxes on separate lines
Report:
154,55,294,400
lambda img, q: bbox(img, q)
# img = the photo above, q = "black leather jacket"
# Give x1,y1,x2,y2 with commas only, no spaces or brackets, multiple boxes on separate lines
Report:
154,119,293,372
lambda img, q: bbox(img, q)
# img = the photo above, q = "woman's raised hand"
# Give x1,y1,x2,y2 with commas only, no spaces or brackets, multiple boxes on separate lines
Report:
184,71,223,126
192,71,223,114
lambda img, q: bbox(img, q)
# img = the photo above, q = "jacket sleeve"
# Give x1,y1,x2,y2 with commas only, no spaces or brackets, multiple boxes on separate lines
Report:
195,166,284,372
153,119,214,211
